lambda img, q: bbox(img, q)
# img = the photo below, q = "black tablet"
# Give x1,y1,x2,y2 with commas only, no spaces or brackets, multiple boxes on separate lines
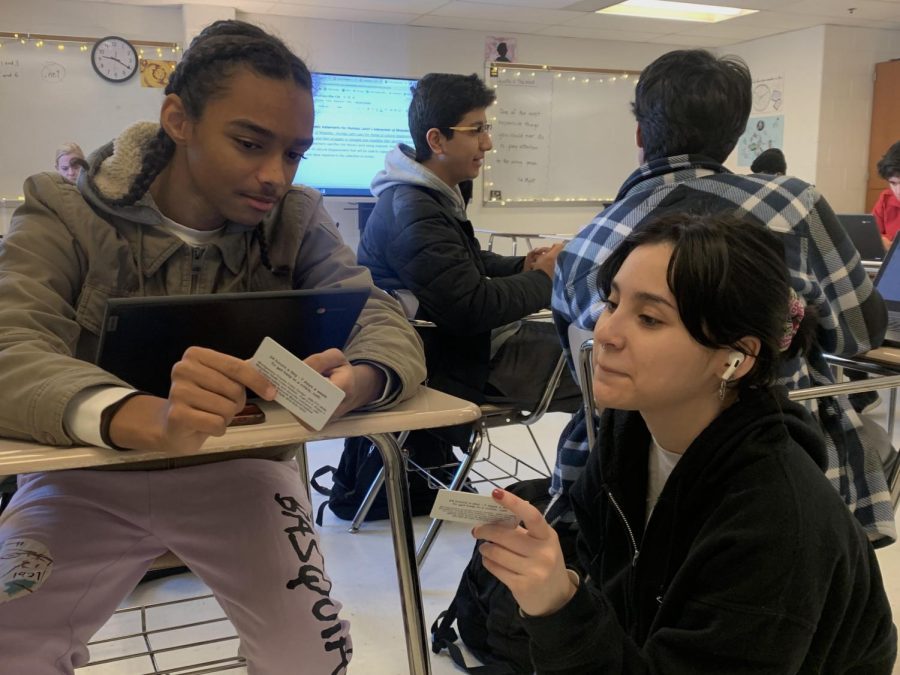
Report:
96,288,370,397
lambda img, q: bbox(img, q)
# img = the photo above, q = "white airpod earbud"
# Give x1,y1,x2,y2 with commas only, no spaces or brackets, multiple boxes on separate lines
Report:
721,350,745,381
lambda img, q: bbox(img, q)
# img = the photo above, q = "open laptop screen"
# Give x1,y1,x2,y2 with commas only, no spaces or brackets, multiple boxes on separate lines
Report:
95,288,370,397
837,214,885,263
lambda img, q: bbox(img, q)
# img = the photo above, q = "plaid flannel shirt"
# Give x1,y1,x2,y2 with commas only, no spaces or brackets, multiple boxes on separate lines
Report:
552,155,896,545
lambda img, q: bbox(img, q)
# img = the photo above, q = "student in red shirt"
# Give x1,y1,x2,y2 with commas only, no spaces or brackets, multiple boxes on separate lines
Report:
874,140,900,249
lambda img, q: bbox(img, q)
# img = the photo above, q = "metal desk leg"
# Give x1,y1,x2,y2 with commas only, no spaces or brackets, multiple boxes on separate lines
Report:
349,431,410,532
889,388,896,438
294,442,311,502
349,467,386,533
366,432,431,675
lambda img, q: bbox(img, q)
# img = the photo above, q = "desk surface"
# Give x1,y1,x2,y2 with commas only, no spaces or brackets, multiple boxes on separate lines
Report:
475,229,572,240
0,387,481,475
860,346,900,368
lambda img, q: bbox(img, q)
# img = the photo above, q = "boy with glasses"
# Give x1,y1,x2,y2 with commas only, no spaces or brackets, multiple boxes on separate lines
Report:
346,73,579,510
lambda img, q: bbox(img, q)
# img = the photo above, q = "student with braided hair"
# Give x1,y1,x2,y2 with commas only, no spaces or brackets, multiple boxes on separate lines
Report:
0,19,425,673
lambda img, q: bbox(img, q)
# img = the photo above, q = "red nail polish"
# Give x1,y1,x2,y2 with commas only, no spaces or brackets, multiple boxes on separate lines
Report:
492,488,504,499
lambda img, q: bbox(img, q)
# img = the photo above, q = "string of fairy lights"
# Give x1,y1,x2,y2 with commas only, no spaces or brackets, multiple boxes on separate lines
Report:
483,63,640,207
0,32,181,57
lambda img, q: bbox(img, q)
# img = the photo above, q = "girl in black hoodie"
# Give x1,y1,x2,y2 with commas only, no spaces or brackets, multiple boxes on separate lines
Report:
475,212,897,674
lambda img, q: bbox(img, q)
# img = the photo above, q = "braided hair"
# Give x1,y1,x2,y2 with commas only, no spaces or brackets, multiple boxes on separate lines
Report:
108,20,312,274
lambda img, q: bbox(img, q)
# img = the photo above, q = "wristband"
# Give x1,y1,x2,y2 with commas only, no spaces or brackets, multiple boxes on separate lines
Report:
99,390,149,451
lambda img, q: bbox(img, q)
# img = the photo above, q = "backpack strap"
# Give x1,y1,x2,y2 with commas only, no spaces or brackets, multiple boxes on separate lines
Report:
431,606,520,675
310,465,336,497
310,465,337,526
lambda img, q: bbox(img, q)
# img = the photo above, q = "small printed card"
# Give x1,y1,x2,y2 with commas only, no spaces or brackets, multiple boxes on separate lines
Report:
430,489,518,528
251,337,346,431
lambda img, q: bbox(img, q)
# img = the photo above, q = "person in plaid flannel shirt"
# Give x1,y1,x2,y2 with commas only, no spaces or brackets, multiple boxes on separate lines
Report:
551,49,895,546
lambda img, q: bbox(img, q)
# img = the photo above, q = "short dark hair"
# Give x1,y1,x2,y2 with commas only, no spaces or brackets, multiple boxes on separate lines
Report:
877,141,900,180
632,50,752,163
408,73,496,162
597,212,816,392
751,148,787,175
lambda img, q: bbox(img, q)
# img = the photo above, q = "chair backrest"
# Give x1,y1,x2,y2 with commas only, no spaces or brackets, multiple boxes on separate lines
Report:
391,289,420,320
567,325,593,388
572,336,598,450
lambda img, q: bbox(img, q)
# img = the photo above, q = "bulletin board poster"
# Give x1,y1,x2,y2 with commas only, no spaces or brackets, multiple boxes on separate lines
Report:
737,115,784,167
485,37,516,63
752,74,784,115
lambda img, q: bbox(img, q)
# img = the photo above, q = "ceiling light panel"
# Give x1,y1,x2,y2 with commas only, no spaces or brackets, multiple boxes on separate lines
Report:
598,0,758,23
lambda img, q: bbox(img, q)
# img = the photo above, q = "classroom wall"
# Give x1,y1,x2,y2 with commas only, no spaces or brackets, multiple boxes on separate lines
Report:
816,25,900,213
719,26,827,187
0,0,185,233
721,24,900,214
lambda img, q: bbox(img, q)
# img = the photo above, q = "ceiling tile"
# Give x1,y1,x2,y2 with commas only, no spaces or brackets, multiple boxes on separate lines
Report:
266,3,420,23
719,10,835,30
672,17,795,39
409,14,547,33
272,0,445,10
428,1,579,24
780,0,900,20
655,32,736,46
535,24,666,41
36,0,900,45
473,0,586,7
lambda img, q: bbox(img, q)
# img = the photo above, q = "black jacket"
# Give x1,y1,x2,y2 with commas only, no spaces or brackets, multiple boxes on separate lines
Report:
358,182,550,402
522,387,897,673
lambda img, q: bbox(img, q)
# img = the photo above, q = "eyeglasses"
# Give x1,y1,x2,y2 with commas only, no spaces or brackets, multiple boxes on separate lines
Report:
447,123,492,137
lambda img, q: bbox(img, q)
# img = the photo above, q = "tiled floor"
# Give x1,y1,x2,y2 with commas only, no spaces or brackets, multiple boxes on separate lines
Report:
75,406,900,675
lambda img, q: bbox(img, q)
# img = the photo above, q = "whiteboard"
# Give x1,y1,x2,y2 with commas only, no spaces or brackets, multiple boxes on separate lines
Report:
0,43,165,199
483,64,640,206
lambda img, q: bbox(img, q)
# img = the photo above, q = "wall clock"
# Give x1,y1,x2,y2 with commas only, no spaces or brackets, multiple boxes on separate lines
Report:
91,36,138,83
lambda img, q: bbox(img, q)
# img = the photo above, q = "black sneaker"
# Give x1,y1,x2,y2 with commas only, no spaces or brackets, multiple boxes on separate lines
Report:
850,391,881,414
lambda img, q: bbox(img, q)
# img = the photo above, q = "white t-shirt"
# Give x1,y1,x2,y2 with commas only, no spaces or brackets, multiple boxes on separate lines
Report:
646,437,682,526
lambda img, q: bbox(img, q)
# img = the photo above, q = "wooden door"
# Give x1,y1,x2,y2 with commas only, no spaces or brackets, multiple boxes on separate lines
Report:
867,60,900,212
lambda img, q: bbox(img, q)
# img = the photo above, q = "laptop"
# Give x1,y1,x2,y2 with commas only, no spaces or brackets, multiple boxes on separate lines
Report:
96,288,370,397
838,214,885,263
873,236,900,347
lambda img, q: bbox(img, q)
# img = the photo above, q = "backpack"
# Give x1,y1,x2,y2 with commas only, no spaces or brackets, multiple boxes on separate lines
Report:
311,431,464,524
431,478,579,674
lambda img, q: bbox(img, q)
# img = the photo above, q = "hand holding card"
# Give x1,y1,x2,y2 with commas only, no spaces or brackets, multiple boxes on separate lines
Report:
250,337,346,430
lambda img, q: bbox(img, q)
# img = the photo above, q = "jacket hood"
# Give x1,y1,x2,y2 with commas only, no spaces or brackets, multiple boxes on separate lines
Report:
78,121,166,226
371,144,466,219
79,121,259,235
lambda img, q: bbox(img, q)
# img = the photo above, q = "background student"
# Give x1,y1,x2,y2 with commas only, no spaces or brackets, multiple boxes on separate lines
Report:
0,19,424,673
874,140,900,250
477,213,897,674
750,147,787,175
336,73,579,518
54,141,85,184
551,48,894,546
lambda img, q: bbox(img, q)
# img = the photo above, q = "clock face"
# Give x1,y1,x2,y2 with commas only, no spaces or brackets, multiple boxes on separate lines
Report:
91,37,138,83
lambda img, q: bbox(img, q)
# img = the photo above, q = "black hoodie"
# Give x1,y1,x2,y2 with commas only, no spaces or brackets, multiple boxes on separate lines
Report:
522,387,896,673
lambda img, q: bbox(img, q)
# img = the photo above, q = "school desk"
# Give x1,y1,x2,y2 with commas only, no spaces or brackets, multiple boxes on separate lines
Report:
0,385,481,675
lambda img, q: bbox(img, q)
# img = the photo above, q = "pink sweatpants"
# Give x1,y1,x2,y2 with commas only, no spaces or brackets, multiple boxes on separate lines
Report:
0,458,351,674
